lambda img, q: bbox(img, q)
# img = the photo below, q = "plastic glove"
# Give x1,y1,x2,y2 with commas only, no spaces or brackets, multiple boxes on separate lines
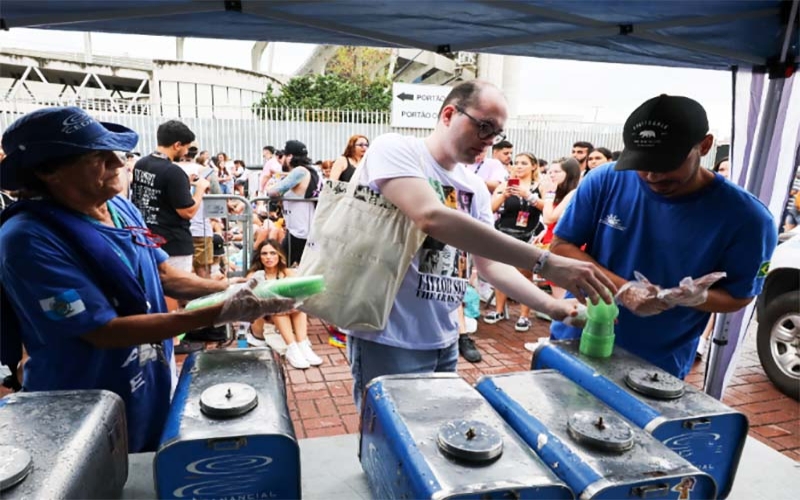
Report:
214,271,296,326
657,272,727,307
615,271,672,317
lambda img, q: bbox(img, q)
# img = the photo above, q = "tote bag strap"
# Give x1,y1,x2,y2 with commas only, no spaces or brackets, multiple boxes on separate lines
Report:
346,141,428,197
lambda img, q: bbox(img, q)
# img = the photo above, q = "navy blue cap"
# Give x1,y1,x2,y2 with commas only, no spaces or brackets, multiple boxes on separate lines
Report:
1,106,139,190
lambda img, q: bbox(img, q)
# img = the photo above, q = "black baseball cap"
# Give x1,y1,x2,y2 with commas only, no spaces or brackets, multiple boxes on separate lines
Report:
615,95,709,173
284,140,308,157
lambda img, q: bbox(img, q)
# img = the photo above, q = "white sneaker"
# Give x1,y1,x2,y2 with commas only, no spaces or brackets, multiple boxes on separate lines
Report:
299,339,323,366
246,332,266,347
285,342,310,369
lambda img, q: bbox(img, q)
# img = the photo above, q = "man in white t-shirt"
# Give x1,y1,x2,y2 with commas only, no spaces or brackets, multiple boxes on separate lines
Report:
346,80,616,408
468,146,507,193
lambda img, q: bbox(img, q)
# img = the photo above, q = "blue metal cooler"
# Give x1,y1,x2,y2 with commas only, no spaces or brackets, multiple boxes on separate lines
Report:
155,348,300,500
476,371,717,499
532,340,747,498
0,390,128,499
360,373,574,500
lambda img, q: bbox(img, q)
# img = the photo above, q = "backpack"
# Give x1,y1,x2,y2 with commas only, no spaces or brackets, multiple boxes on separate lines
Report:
301,165,322,200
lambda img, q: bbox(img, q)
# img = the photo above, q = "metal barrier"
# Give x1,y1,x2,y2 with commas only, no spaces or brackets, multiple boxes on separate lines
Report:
200,194,253,278
250,196,318,267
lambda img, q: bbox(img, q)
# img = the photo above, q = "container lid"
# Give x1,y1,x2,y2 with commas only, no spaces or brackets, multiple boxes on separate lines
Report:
567,410,634,452
200,383,259,418
437,420,503,462
625,368,685,399
0,446,33,492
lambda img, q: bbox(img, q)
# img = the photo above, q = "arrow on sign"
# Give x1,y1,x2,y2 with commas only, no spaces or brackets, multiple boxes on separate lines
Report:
396,92,414,101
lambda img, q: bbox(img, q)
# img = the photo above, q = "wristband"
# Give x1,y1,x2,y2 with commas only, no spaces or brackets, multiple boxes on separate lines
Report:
533,250,550,274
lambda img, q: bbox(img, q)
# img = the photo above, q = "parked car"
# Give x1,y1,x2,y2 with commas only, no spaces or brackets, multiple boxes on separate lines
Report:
756,226,800,401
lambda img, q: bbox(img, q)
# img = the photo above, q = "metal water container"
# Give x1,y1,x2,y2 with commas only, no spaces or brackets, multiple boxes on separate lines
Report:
0,390,128,499
360,373,574,500
155,348,300,500
476,371,717,499
532,339,747,498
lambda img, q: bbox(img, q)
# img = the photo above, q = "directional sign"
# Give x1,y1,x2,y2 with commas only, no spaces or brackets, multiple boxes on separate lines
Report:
391,82,452,129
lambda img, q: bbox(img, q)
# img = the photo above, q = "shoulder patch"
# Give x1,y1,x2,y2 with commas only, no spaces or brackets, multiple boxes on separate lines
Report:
40,289,86,320
757,261,770,278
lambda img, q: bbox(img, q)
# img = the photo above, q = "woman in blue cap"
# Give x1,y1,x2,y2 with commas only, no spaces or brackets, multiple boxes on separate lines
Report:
0,107,291,452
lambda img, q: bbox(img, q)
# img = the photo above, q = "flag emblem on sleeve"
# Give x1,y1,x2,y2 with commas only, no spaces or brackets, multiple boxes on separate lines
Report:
40,289,86,320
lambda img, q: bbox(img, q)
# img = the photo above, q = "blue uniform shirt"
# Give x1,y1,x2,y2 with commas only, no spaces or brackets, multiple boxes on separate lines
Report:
550,163,777,378
0,196,173,452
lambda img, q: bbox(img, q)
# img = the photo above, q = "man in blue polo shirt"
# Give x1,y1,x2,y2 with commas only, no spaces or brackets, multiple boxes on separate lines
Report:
550,95,777,379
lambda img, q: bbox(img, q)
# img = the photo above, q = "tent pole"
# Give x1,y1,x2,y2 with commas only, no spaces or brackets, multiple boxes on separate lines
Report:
746,79,785,195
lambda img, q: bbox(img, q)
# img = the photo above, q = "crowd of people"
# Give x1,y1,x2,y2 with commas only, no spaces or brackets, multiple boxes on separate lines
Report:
0,80,782,450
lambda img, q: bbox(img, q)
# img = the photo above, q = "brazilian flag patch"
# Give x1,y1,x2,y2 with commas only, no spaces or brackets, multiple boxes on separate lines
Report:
757,261,770,278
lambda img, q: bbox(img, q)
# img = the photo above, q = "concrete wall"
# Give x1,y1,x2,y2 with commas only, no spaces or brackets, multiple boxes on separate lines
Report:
152,60,279,119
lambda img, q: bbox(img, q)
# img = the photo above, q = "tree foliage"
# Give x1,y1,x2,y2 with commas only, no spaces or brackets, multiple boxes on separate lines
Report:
326,47,391,84
253,47,393,120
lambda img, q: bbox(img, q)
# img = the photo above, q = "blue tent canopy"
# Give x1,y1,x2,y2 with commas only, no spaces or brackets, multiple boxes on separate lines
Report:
1,1,796,70
2,0,799,398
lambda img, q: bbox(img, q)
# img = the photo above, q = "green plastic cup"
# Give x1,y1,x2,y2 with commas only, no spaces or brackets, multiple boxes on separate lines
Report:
579,298,619,358
185,275,326,311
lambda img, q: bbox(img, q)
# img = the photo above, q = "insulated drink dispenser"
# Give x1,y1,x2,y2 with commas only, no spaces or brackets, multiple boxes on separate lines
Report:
476,371,717,499
155,348,300,500
0,390,128,499
360,373,573,500
532,339,747,498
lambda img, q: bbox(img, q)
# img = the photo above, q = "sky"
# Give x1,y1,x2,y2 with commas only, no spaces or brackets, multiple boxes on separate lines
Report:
0,28,733,135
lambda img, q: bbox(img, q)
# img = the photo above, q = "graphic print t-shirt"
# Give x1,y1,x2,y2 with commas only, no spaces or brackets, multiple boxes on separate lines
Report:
130,154,194,256
347,134,493,350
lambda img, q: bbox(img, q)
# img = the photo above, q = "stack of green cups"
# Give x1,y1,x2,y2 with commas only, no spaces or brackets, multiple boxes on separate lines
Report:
185,275,326,311
578,297,619,358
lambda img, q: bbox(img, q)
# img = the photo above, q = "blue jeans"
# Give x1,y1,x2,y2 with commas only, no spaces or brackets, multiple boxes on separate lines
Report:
347,336,459,409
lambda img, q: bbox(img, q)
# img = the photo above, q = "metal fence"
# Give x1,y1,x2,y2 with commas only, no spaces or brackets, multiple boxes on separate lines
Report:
0,98,632,167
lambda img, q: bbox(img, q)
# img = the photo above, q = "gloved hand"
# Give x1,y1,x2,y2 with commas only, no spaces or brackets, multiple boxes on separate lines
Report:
615,271,672,317
214,271,296,326
657,272,727,307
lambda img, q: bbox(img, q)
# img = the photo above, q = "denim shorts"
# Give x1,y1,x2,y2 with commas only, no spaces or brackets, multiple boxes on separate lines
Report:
347,336,458,409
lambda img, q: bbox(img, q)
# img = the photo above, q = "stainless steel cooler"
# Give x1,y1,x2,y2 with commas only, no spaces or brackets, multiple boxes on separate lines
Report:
359,373,574,500
532,339,747,498
0,390,129,499
155,348,300,500
476,370,717,499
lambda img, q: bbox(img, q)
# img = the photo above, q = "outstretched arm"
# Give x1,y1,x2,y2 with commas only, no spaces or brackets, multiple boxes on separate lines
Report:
378,176,616,304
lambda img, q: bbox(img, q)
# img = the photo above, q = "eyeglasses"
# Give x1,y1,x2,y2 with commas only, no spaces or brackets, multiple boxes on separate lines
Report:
124,226,167,248
355,142,370,148
454,106,506,143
